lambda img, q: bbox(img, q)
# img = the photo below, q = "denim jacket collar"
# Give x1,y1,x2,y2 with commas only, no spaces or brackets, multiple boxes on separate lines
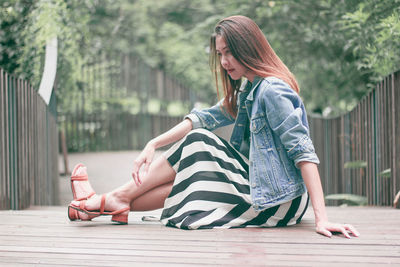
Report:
242,76,263,102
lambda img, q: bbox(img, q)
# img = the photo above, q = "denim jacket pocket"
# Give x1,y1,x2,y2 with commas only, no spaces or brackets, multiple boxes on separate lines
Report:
250,116,269,149
277,146,299,185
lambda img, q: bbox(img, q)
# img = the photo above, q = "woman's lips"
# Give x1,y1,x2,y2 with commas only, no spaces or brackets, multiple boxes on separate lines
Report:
227,69,235,74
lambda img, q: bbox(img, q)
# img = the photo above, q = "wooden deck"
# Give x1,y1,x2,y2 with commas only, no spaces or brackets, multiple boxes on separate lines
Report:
0,206,399,266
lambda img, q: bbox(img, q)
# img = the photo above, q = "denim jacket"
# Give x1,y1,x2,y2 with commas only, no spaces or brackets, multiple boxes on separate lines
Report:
185,77,320,211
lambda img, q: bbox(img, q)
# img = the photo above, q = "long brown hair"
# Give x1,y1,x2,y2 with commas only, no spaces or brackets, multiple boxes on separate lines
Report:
209,15,300,117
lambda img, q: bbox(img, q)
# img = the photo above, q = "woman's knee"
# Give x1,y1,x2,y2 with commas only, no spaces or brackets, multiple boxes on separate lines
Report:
185,128,216,143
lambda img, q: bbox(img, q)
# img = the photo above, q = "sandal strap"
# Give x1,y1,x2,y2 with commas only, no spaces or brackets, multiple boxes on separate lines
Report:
110,207,130,215
79,200,86,210
100,195,106,214
99,195,129,215
71,174,88,181
75,192,95,201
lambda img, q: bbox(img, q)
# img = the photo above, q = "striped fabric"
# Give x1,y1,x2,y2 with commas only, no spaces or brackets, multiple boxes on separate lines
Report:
160,129,309,230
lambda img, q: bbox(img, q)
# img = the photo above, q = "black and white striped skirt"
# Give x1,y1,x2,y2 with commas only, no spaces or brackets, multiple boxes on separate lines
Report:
160,129,309,230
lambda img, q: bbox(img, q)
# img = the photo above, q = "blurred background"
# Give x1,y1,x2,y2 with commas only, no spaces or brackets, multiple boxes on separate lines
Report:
2,0,400,152
1,0,400,209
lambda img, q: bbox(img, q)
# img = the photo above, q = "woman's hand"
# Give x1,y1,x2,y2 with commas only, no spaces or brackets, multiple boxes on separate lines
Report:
298,162,360,239
131,141,156,186
130,119,192,186
316,220,360,238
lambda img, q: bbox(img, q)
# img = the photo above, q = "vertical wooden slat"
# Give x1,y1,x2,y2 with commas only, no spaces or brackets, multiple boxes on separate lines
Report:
35,96,40,205
0,69,5,209
393,71,400,208
22,79,28,208
16,78,22,209
387,75,392,205
9,75,16,209
364,97,368,199
381,79,386,204
382,77,388,205
366,93,371,204
339,116,345,194
371,92,376,205
391,73,396,206
359,97,365,201
5,72,10,209
30,83,35,206
359,100,365,197
376,82,381,205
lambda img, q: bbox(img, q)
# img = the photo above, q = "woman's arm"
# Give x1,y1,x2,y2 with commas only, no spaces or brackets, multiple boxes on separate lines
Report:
298,161,360,238
149,118,193,149
131,119,193,185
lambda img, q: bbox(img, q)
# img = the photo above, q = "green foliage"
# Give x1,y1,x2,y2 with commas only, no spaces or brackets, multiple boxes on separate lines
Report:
18,0,68,85
1,0,90,93
113,0,224,101
245,0,400,115
344,160,368,169
111,0,400,115
340,0,400,87
2,0,400,116
379,168,391,178
167,101,190,117
0,0,34,75
325,194,368,206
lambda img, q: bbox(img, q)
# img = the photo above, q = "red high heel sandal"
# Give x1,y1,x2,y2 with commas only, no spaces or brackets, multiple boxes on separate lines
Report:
69,194,130,224
68,163,96,221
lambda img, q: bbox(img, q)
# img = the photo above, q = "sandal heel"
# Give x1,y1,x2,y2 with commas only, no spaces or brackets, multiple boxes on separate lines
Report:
68,205,92,221
68,206,77,221
112,212,129,224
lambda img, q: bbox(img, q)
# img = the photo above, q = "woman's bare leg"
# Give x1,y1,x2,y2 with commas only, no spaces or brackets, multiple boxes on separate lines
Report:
71,155,176,216
130,182,173,211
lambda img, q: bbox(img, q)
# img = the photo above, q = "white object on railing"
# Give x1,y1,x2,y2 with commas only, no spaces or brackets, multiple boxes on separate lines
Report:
38,37,58,105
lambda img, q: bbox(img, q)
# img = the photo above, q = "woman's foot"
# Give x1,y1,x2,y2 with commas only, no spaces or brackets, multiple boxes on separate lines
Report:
71,164,95,200
69,164,96,221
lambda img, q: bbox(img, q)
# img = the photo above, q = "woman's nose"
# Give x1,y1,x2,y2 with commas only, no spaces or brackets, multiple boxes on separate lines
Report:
220,56,228,69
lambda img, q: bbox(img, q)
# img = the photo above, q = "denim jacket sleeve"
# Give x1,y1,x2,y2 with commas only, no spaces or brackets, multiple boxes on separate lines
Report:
185,99,235,131
261,78,320,167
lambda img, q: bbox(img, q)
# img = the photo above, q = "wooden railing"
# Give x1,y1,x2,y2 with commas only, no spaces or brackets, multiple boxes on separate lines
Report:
309,71,400,206
0,69,59,210
61,112,182,152
58,53,204,152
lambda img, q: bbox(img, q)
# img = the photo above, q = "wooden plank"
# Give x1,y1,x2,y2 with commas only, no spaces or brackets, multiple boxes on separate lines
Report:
0,254,392,267
0,244,399,263
0,207,399,266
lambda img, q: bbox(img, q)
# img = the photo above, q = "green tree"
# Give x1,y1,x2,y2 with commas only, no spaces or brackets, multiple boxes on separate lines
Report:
340,0,400,85
2,0,400,115
1,0,91,91
0,0,35,75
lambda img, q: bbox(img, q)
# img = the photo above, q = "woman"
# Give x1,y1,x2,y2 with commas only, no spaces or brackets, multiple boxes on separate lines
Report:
69,15,359,238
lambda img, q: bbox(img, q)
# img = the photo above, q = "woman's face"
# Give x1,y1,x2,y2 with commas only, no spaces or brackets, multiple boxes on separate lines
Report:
215,35,255,82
